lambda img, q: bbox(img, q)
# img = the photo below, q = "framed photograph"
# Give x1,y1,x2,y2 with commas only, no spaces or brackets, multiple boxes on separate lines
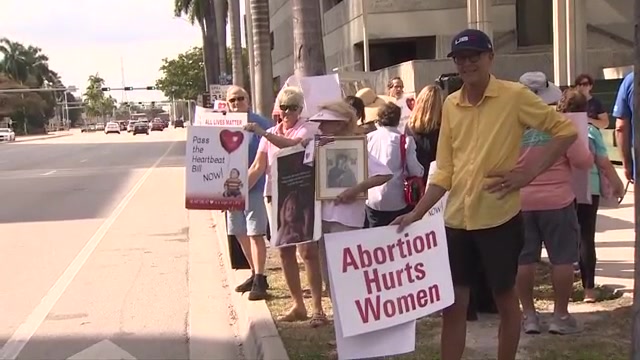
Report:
316,136,368,200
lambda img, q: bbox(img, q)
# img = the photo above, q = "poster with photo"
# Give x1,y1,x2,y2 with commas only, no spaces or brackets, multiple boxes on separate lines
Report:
271,146,321,248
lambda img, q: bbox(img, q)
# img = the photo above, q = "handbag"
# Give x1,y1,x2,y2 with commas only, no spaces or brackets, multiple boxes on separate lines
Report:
400,134,425,206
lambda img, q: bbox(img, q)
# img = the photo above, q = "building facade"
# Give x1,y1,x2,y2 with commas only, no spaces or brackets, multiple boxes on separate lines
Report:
268,0,632,94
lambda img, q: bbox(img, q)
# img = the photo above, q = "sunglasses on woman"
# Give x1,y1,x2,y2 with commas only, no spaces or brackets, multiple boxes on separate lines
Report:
280,104,299,112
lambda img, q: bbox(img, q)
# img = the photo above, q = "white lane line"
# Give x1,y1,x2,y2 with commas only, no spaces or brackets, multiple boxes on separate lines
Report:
0,141,177,360
80,159,88,163
41,170,56,176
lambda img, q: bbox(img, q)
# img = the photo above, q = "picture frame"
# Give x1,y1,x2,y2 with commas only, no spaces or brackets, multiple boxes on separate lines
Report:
316,136,368,200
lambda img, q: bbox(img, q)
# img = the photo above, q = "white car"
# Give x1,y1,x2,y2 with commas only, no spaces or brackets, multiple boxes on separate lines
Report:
0,128,16,142
104,122,121,134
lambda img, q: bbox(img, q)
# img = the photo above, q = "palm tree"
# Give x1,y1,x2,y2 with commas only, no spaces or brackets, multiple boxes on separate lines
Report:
213,0,229,76
174,0,220,87
228,0,244,86
249,0,274,117
291,0,326,76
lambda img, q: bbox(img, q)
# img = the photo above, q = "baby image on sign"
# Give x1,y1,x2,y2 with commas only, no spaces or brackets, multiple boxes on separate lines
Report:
185,112,248,210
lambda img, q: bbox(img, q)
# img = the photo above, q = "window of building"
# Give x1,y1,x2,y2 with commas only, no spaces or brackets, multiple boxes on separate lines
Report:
355,36,436,71
323,0,344,12
516,0,553,47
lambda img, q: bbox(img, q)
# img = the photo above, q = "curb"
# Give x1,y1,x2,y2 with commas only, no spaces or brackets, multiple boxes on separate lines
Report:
13,133,72,143
210,211,290,360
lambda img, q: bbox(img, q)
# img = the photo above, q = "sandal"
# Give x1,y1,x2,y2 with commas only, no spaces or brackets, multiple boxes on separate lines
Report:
310,312,329,328
278,308,308,322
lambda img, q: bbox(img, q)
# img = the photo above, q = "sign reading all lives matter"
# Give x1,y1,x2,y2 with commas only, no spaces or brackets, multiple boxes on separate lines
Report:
325,214,454,338
185,112,248,211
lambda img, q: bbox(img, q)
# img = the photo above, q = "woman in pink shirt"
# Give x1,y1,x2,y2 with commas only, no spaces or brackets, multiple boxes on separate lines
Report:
515,79,593,335
244,87,327,327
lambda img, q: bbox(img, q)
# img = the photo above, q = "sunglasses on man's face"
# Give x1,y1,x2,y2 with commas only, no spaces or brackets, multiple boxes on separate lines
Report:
227,96,245,103
280,104,299,112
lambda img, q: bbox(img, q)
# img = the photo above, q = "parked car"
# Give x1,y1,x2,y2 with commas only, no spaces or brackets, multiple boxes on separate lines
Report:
150,120,165,131
0,128,16,142
132,122,149,135
127,120,136,132
117,121,127,131
174,119,184,128
104,122,121,134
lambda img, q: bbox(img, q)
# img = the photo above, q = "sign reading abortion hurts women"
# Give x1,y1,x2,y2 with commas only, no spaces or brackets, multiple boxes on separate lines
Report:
325,214,454,337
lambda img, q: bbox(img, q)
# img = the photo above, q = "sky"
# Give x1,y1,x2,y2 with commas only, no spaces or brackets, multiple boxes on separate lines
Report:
0,0,245,103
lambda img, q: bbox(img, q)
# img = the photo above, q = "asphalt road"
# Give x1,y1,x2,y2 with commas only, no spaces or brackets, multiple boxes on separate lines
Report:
0,129,241,360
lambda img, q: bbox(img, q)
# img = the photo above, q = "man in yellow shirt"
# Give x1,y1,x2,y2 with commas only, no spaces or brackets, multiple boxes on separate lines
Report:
393,29,577,360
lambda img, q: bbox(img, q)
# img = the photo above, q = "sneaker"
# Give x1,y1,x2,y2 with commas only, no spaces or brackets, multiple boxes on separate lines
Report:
549,314,582,335
234,274,254,293
522,311,541,334
248,274,268,301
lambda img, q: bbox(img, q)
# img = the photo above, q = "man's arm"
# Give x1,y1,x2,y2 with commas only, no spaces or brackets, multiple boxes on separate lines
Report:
612,78,633,179
517,87,578,178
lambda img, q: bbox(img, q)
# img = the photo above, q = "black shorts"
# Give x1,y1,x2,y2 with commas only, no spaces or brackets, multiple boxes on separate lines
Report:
446,213,525,294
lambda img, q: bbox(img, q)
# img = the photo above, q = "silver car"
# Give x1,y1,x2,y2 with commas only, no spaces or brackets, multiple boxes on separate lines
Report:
0,128,16,142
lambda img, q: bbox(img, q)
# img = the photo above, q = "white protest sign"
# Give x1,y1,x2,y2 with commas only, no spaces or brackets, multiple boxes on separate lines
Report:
299,74,342,119
193,106,216,125
325,214,454,338
209,84,230,102
185,112,248,211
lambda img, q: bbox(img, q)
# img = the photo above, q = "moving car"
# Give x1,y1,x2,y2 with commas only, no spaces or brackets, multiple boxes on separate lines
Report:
132,121,149,135
0,128,16,142
104,122,121,134
150,119,165,131
174,119,184,128
126,120,137,132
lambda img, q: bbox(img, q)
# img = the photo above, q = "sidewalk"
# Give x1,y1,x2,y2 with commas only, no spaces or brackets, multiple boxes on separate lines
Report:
13,130,73,142
592,167,635,294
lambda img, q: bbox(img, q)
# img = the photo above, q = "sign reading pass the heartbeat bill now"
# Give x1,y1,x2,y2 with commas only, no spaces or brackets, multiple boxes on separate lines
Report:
185,111,248,211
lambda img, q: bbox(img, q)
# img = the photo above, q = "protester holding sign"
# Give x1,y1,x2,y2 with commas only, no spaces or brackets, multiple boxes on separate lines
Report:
306,101,392,296
515,79,593,335
223,86,274,301
392,29,578,360
245,87,327,326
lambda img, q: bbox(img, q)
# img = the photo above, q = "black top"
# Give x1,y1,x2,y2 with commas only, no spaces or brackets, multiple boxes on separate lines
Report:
587,97,606,120
406,127,440,181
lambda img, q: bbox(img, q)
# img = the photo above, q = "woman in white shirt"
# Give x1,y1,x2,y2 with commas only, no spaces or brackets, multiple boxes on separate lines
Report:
366,102,424,227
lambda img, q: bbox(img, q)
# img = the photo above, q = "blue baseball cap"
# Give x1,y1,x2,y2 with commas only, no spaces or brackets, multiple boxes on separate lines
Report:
447,29,493,57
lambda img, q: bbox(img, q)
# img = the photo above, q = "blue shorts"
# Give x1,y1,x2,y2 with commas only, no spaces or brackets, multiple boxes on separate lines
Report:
226,190,268,236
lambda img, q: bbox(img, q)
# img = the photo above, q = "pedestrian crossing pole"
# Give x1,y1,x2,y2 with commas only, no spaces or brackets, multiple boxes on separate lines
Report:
633,0,640,358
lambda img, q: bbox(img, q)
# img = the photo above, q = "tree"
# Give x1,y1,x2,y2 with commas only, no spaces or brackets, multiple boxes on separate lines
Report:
250,0,274,117
174,0,220,87
292,0,326,76
228,0,244,86
0,38,63,134
83,74,115,120
214,0,229,76
225,46,250,92
155,47,206,100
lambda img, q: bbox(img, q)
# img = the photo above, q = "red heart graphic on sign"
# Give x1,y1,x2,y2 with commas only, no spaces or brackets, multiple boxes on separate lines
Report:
220,130,244,153
406,97,415,111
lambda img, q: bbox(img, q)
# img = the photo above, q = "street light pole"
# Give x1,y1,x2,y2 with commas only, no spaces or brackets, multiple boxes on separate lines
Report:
633,0,640,358
361,0,370,72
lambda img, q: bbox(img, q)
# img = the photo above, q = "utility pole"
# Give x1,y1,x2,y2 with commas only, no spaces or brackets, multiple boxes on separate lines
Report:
633,0,640,358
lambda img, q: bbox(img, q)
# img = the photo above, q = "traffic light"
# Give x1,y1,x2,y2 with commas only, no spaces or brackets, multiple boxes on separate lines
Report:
101,87,111,91
146,86,156,90
124,86,133,91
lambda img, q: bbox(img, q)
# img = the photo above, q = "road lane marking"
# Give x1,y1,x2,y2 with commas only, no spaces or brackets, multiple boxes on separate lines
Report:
80,159,88,163
41,170,56,176
0,141,177,360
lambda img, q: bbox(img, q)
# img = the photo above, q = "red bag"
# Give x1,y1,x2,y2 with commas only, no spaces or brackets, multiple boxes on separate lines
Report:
400,134,425,206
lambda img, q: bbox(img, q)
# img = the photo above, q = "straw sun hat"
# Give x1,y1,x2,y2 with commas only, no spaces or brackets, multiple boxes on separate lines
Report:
355,88,396,124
